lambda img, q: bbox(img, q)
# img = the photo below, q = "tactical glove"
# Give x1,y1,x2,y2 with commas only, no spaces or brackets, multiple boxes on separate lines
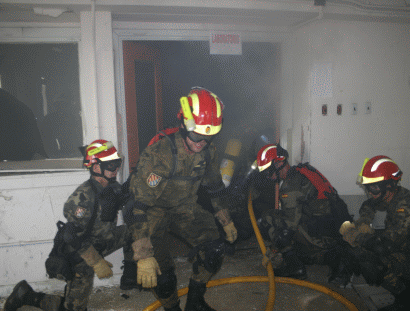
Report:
215,209,237,243
80,245,113,279
92,259,114,279
339,221,355,235
137,257,162,288
223,222,238,244
132,237,155,261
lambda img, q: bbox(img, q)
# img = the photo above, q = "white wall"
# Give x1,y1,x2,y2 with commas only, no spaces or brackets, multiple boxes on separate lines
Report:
280,20,410,203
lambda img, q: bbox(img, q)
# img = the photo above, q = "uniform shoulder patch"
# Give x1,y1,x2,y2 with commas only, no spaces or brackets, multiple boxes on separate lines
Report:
147,173,162,187
397,208,405,213
281,194,289,198
75,207,86,218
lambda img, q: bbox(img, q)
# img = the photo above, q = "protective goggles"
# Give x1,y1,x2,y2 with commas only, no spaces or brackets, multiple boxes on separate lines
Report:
101,158,122,172
364,184,381,195
187,131,215,143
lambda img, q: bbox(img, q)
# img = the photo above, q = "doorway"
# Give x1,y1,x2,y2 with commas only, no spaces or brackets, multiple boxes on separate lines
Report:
121,40,281,174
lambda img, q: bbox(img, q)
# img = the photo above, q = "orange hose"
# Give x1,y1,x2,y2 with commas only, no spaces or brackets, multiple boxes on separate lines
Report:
247,190,276,311
143,190,358,311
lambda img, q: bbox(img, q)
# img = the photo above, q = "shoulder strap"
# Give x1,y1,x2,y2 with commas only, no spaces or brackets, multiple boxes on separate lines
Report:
160,131,178,179
295,163,336,199
148,128,179,179
148,127,179,146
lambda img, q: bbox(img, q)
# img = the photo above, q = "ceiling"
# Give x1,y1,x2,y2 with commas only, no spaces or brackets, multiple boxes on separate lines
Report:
0,0,409,28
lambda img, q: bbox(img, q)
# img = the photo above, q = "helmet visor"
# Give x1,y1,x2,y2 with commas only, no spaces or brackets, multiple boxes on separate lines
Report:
187,131,216,143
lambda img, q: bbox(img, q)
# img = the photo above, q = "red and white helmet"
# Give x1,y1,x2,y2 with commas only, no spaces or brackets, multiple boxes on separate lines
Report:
83,139,121,169
358,155,402,185
179,87,223,136
257,144,288,172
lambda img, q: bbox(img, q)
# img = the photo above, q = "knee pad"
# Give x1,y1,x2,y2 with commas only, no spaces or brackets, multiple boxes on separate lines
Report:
154,268,177,299
192,239,225,274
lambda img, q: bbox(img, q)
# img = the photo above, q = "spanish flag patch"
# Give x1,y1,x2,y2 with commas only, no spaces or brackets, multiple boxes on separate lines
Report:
396,208,405,213
281,194,288,198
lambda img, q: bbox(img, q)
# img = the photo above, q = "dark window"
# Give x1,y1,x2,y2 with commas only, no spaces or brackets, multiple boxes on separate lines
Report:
0,43,83,165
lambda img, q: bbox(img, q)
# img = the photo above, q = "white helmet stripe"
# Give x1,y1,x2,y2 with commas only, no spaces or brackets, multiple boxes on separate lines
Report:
371,158,394,172
261,145,277,161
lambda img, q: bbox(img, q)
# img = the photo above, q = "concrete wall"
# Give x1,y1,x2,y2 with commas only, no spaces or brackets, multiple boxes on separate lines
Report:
280,20,410,217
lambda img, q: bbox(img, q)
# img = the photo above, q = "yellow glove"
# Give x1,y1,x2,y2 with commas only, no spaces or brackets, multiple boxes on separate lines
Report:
137,257,162,288
92,259,113,279
262,254,271,268
339,221,355,235
80,245,113,279
261,248,283,269
223,222,238,243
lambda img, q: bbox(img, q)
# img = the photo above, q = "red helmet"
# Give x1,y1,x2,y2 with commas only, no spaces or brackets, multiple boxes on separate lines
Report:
178,87,223,136
83,139,121,169
257,144,288,172
358,155,402,185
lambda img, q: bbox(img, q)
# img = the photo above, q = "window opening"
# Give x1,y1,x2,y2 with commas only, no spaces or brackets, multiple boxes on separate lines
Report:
0,43,83,171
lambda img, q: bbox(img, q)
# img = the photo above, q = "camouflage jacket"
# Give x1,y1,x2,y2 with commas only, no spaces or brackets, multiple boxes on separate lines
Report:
63,178,122,256
279,166,333,230
128,130,226,234
354,186,410,248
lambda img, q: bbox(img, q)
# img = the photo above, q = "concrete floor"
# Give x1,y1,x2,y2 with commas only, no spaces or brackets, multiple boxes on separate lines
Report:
1,233,394,311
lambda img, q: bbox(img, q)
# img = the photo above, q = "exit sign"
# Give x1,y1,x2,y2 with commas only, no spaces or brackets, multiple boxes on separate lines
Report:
210,31,242,55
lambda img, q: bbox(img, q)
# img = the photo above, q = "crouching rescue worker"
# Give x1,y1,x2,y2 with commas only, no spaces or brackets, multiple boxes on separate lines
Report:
340,155,410,311
256,144,356,285
124,87,237,311
4,139,134,311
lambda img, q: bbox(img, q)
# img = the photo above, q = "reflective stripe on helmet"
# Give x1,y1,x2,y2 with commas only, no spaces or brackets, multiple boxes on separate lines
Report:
88,141,114,156
258,145,276,172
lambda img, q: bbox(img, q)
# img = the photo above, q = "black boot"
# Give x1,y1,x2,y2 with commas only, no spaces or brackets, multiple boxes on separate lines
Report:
274,250,307,279
120,260,140,290
164,302,182,311
184,279,216,311
378,287,410,311
4,280,45,311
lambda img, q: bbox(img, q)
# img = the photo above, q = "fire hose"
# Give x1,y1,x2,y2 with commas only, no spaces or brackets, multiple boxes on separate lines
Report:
144,189,358,311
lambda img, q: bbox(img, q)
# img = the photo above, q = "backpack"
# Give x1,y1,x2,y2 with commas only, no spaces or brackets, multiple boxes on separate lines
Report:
295,163,353,238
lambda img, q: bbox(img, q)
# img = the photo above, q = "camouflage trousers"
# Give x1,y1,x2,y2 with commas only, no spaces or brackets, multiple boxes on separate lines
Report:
39,225,132,311
147,203,221,281
380,252,410,295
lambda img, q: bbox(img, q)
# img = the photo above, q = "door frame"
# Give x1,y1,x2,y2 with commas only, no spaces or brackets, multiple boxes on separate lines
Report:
122,41,163,172
113,24,289,181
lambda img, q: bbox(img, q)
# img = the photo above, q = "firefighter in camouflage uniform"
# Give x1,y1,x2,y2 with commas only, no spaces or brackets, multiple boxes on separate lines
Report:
4,139,133,311
340,155,410,311
256,144,355,285
124,87,237,311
